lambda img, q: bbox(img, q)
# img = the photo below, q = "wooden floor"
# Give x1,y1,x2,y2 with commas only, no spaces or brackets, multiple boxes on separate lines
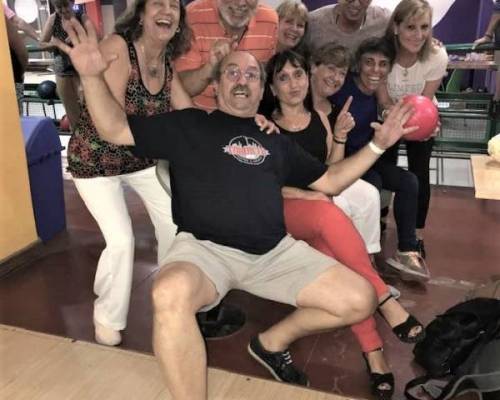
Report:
0,325,354,400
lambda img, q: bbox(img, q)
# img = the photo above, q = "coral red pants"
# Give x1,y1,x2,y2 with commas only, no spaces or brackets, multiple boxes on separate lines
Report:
284,199,390,352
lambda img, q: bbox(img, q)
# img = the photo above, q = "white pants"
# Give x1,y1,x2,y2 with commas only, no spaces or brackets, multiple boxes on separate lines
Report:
73,166,176,330
333,179,381,254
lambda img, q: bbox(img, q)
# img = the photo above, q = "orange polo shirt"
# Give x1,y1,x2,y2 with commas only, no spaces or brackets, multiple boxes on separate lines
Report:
175,0,278,111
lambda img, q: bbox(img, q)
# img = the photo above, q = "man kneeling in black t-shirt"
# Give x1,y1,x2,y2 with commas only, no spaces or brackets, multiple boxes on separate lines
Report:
56,18,418,399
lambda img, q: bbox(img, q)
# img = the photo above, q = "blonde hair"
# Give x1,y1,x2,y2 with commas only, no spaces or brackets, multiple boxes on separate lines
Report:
276,0,308,25
385,0,434,61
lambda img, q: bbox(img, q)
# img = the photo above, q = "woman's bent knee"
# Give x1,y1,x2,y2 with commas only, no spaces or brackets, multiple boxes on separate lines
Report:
400,170,419,195
106,232,134,250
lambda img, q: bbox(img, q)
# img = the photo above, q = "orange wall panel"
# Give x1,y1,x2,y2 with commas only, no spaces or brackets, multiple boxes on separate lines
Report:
0,9,38,261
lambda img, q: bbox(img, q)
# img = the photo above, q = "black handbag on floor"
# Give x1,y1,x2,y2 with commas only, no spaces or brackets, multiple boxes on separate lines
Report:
404,298,500,400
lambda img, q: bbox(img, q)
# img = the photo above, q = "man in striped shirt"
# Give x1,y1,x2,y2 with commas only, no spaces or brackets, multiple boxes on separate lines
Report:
176,0,278,111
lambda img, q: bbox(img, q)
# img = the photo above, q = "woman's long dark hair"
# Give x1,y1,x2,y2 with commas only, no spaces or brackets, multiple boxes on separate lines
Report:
114,0,192,59
266,50,312,116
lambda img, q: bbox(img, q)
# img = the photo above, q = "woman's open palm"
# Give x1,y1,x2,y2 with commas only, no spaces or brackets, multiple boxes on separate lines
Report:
52,17,115,78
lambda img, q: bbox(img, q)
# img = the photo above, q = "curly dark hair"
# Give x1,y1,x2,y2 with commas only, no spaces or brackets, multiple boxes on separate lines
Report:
114,0,192,60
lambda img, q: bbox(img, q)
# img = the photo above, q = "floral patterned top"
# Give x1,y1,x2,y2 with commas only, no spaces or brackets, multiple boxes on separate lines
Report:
68,34,173,178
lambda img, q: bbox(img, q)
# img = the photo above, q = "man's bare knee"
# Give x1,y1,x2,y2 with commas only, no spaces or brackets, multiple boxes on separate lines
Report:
152,262,212,314
297,264,377,323
345,275,378,322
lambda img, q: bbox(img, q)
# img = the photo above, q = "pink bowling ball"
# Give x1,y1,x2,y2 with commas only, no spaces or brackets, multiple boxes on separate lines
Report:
402,95,439,141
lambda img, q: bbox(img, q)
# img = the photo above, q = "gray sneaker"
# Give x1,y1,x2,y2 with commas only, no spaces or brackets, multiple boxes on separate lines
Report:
386,251,430,282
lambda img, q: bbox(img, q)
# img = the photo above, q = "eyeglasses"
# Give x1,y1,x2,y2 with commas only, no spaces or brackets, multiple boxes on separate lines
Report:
223,66,261,82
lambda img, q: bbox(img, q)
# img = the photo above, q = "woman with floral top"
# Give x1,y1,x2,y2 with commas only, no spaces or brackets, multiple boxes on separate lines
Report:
66,0,192,346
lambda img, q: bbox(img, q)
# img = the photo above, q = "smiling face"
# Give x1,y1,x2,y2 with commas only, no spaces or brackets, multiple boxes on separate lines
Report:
215,52,264,117
216,0,258,30
51,0,74,20
394,9,432,56
337,0,371,24
278,15,306,51
141,0,181,43
271,60,309,108
311,63,347,98
357,52,390,94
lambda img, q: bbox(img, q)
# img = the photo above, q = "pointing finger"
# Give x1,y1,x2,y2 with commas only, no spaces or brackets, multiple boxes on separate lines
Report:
340,96,353,115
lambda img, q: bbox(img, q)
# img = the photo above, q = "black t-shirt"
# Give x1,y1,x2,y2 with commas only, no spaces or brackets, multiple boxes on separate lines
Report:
129,109,327,254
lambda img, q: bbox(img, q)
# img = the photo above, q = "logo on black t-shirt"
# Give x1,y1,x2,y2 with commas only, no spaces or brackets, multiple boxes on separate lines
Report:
223,136,270,165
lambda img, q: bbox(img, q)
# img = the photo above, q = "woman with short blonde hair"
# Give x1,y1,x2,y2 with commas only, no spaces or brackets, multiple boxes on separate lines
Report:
275,0,309,54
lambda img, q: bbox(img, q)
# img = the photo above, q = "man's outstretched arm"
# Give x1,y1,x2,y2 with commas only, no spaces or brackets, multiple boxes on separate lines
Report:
310,100,417,195
53,17,133,146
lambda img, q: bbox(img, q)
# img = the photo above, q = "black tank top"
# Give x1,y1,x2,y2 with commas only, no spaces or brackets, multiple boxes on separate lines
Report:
275,110,328,163
52,10,84,74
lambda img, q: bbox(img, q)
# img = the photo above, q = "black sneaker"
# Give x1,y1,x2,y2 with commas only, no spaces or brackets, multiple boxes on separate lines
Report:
416,239,426,259
247,336,309,386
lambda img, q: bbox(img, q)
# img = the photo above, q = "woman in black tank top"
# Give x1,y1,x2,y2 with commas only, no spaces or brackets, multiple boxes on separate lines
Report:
40,1,84,129
265,50,426,400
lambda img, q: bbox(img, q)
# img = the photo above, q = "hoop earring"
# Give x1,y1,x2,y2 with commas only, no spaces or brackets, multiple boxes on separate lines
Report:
176,27,180,33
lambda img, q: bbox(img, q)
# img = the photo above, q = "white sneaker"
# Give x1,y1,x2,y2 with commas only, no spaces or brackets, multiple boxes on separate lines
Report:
94,319,122,346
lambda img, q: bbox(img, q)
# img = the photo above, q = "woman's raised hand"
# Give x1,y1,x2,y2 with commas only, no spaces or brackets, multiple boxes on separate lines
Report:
333,96,355,140
370,100,417,149
52,17,117,78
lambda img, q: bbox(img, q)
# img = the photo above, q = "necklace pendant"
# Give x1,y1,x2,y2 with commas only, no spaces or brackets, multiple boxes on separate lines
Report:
148,67,158,78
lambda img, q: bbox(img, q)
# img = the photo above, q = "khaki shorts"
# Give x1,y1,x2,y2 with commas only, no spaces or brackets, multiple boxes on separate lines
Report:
159,232,338,311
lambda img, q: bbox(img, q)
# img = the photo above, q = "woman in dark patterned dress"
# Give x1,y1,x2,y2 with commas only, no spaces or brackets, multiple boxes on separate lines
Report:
66,0,192,346
40,0,84,129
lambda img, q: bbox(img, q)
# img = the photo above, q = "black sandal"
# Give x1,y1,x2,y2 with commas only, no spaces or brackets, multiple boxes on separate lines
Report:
363,350,395,400
379,295,426,344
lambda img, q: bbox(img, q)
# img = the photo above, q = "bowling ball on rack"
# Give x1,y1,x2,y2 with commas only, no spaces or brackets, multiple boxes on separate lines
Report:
402,94,439,141
36,80,57,100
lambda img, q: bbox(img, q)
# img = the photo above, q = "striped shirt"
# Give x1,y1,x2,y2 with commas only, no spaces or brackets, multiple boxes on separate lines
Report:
176,0,278,111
